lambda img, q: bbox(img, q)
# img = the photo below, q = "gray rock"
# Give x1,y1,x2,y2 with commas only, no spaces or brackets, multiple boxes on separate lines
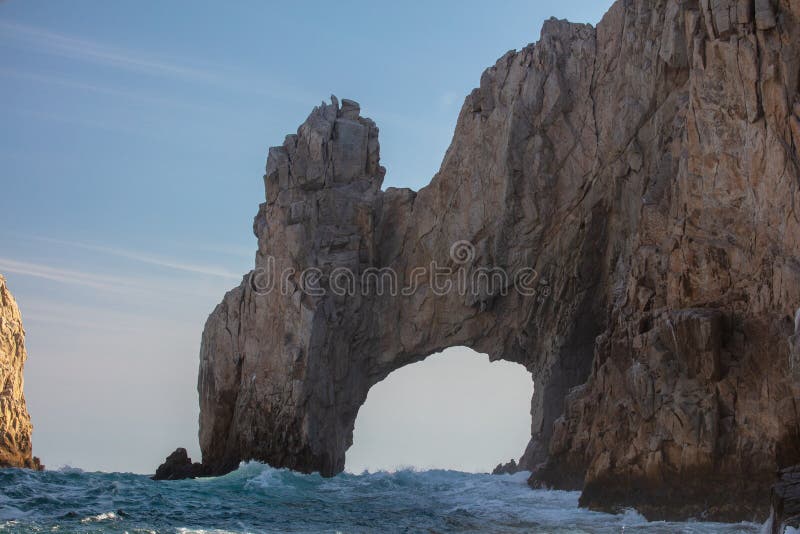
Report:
492,459,520,475
755,0,777,30
189,0,800,522
770,465,800,534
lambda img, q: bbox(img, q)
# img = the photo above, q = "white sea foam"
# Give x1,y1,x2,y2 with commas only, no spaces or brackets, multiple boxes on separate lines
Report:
80,511,118,523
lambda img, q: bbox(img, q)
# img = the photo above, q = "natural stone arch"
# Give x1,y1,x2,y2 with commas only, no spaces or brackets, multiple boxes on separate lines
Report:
344,346,534,473
198,19,608,477
194,0,800,521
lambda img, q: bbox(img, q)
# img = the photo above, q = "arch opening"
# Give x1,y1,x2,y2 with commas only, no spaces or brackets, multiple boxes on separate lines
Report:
345,347,534,474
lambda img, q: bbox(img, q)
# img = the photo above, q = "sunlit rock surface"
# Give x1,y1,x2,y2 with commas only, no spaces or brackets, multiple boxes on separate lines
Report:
193,0,800,521
0,275,41,470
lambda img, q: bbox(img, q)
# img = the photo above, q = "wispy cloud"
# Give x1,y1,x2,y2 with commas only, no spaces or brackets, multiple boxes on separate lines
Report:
0,257,149,293
0,20,316,104
0,20,215,81
33,236,244,280
0,256,226,300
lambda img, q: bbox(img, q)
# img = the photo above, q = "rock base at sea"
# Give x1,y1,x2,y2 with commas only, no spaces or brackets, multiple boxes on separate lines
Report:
152,448,206,481
771,466,800,534
0,275,42,471
492,459,520,475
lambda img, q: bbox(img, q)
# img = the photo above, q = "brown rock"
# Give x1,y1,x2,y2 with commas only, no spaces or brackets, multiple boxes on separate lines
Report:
190,0,800,522
0,275,41,471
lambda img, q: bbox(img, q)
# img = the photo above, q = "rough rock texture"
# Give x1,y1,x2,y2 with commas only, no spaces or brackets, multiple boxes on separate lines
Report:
492,459,520,475
194,0,800,521
771,465,800,534
0,275,40,470
152,448,206,480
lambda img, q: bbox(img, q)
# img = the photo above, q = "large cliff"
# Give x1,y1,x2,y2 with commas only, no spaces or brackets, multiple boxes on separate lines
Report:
194,0,800,521
0,275,40,470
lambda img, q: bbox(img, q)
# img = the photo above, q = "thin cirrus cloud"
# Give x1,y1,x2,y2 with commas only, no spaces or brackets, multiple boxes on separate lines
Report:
0,20,215,81
0,255,227,300
0,257,153,294
0,20,316,104
30,236,244,281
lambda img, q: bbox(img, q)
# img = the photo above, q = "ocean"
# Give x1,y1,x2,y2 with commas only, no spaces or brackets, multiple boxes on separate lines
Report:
0,463,765,533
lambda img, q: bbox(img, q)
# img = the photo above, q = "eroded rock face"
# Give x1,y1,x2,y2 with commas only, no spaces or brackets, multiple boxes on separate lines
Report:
0,275,40,470
195,0,800,521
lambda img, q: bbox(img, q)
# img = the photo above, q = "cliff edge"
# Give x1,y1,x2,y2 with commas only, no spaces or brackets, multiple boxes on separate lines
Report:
0,275,40,470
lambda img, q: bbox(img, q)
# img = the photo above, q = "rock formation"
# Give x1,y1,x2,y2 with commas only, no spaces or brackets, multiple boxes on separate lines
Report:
0,275,41,470
771,465,800,534
492,459,520,475
152,448,206,480
191,0,800,521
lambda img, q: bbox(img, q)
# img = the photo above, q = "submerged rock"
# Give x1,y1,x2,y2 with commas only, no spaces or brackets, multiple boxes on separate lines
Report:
152,448,205,480
0,275,42,471
189,0,800,522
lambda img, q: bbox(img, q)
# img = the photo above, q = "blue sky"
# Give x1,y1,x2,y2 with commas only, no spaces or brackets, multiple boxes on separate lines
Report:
1,0,613,473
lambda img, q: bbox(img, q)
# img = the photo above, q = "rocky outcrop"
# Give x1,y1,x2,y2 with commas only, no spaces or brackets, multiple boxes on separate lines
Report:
771,465,800,533
152,448,206,480
492,459,520,475
191,0,800,522
0,275,41,470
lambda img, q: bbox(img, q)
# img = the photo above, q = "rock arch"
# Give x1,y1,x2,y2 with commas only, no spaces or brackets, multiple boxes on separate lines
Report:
194,0,800,521
345,346,534,473
198,54,608,476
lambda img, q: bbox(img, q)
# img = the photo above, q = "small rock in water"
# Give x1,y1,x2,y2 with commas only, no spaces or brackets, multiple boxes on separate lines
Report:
152,448,206,480
492,459,519,475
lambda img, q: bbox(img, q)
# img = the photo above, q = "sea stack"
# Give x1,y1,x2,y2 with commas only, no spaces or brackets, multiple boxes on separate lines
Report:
0,275,41,470
186,0,800,522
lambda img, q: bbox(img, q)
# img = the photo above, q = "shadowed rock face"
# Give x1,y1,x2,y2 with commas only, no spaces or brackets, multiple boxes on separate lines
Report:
195,0,800,521
771,465,800,533
152,448,206,480
0,275,41,470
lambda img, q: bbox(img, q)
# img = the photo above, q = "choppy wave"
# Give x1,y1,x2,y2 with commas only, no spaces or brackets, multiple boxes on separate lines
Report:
0,463,763,533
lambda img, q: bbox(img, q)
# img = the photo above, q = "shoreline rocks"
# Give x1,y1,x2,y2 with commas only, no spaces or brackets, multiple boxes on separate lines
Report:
0,274,42,471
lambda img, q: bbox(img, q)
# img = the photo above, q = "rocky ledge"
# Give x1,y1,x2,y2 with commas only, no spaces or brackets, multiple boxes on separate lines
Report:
164,0,800,522
0,275,41,470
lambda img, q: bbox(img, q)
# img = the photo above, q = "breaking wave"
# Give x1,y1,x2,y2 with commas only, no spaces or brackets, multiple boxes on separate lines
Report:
0,463,763,533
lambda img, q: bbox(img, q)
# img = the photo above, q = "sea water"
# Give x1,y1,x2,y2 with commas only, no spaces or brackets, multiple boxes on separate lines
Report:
0,463,764,533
